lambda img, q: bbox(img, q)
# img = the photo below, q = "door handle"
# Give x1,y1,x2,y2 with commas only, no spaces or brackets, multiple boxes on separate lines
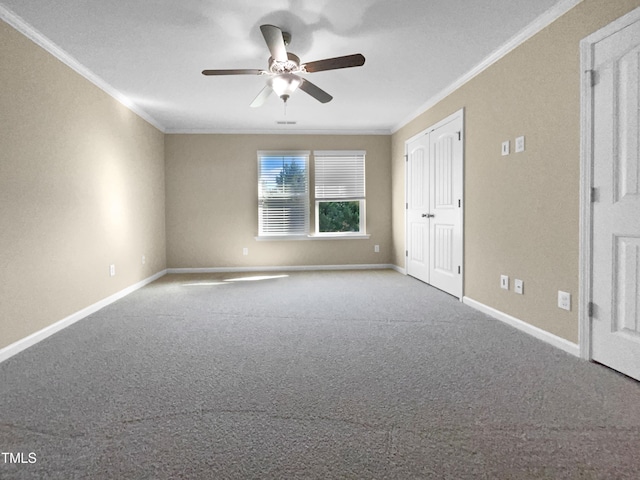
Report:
421,213,435,218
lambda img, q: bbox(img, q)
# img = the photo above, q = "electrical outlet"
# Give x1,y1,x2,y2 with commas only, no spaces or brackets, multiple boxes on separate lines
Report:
374,245,380,253
500,275,509,290
515,135,525,153
109,264,116,277
501,141,510,156
558,291,571,311
242,248,249,256
514,279,524,295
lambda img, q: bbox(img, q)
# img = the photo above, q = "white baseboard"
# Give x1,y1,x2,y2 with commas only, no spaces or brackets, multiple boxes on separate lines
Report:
463,296,580,357
167,264,397,274
0,269,167,364
390,264,406,275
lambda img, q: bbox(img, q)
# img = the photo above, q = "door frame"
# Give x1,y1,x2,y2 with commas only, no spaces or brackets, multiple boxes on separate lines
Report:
405,108,465,300
579,7,640,361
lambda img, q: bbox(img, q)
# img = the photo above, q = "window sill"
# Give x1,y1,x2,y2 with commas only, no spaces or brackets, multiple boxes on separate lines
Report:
255,233,371,241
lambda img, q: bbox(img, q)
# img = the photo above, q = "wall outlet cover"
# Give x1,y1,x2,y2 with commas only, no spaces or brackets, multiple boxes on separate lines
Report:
514,279,523,294
515,135,525,153
558,291,571,311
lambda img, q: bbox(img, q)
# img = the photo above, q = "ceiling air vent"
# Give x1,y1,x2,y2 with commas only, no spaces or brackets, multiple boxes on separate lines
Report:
276,121,297,125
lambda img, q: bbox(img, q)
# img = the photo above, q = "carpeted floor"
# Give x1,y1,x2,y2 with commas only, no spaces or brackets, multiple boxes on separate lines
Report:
1,269,640,479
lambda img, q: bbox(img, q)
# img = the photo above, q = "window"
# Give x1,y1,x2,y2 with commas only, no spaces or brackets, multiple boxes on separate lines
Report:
257,150,367,239
257,151,309,236
314,150,366,235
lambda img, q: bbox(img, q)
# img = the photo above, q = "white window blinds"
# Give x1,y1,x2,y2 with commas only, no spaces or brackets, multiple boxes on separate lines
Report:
314,150,366,200
258,151,309,236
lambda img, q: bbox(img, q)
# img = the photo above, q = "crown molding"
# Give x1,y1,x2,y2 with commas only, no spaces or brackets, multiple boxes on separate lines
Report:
0,5,166,132
391,0,584,134
164,128,392,136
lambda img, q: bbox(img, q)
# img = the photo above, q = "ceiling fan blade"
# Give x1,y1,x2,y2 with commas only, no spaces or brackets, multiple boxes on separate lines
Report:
202,69,264,76
303,54,365,73
250,85,273,108
260,24,288,62
299,79,333,103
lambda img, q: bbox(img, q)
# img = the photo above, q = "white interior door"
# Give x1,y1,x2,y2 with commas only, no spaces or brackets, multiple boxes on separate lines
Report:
406,111,463,299
406,134,431,283
591,16,640,380
428,119,463,298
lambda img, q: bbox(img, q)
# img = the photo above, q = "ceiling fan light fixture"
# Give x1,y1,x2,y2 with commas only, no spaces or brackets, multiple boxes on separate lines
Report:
268,74,302,103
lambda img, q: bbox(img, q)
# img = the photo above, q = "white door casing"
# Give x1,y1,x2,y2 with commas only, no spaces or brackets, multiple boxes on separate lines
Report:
406,109,464,299
581,8,640,380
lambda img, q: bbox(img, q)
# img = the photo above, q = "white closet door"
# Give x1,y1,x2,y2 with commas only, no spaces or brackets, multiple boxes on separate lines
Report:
428,120,463,299
406,111,463,299
406,134,431,284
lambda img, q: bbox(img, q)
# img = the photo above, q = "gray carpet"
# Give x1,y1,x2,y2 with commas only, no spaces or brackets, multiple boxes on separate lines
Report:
1,270,640,479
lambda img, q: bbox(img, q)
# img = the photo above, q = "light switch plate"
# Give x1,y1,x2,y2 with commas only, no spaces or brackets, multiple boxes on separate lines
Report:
515,136,525,153
500,275,509,290
501,141,510,156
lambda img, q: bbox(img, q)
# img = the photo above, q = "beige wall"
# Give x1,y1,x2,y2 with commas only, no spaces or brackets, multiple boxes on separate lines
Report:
0,21,167,349
391,0,640,343
165,134,391,268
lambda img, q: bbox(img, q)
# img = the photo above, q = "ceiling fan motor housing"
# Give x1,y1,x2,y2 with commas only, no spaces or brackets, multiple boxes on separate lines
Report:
268,53,300,74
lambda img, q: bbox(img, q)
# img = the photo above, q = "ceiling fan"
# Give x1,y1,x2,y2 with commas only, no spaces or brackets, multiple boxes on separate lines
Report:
202,24,365,107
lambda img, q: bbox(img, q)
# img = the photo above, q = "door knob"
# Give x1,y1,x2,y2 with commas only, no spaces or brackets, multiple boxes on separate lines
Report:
421,213,435,218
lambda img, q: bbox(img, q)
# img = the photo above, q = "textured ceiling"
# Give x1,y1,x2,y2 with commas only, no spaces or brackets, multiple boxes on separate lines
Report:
0,0,573,133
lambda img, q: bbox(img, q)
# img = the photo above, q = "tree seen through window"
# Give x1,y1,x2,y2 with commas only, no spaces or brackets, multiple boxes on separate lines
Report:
318,201,360,232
